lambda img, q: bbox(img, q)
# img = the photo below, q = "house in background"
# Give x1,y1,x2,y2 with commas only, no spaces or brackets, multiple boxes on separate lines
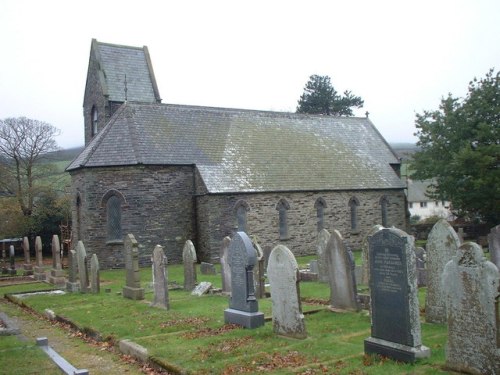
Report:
67,39,407,268
407,179,453,221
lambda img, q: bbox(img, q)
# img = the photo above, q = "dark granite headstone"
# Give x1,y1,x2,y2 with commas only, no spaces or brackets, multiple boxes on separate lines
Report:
364,228,430,362
224,232,264,329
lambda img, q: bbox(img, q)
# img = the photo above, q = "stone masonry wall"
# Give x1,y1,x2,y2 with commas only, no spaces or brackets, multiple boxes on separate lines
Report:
70,165,195,268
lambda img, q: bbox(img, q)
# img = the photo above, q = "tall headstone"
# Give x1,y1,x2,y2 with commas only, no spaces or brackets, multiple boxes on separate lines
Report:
414,247,427,287
316,229,331,283
267,245,306,339
182,240,197,291
224,232,265,329
361,225,384,285
488,224,500,270
425,219,461,323
326,230,359,311
66,249,80,292
1,243,7,274
8,245,16,275
90,254,100,294
251,236,265,299
33,236,46,280
48,235,65,286
123,234,145,300
364,228,430,362
151,245,169,309
220,236,232,293
442,242,500,374
22,236,33,276
76,241,89,293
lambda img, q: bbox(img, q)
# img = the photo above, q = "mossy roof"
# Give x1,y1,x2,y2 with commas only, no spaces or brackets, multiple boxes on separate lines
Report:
67,102,405,193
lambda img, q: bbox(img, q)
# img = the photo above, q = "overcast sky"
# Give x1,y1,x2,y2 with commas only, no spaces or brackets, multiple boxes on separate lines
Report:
1,0,499,149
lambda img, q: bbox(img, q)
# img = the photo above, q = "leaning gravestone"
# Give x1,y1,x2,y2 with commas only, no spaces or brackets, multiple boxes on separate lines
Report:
183,240,197,291
425,219,461,323
442,242,500,374
48,235,65,286
123,234,145,300
66,249,80,292
267,244,306,339
488,224,500,270
33,236,46,281
8,245,16,275
76,241,89,293
361,225,384,285
22,236,33,276
364,228,430,362
251,236,265,299
224,232,264,329
151,245,169,309
316,229,331,283
326,230,359,311
220,236,232,293
90,254,100,294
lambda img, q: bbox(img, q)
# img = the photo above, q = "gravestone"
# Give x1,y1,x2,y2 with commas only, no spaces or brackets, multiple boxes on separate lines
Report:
425,219,461,323
309,260,318,274
224,232,265,329
33,236,46,281
76,241,89,293
48,235,65,286
220,236,232,293
191,281,212,296
364,228,430,362
488,224,500,270
316,229,331,283
442,242,500,374
66,250,80,292
22,236,33,276
267,244,306,339
414,247,426,287
251,236,265,299
200,262,217,275
90,254,100,294
361,225,384,285
326,230,359,311
8,245,16,275
123,234,145,300
1,244,7,274
182,240,197,291
151,245,169,309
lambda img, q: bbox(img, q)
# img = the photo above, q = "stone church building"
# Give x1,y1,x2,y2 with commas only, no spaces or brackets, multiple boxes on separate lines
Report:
67,39,407,268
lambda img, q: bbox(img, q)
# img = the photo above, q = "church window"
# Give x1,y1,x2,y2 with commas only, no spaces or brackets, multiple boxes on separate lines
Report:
276,199,290,240
380,195,388,227
91,106,98,137
314,197,327,232
349,197,359,231
102,190,126,243
234,200,249,232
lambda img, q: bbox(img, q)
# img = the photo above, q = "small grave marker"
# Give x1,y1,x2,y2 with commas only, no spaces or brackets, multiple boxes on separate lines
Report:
200,262,217,275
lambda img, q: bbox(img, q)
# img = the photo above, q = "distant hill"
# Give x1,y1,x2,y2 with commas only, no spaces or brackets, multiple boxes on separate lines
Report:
43,146,84,164
390,143,419,161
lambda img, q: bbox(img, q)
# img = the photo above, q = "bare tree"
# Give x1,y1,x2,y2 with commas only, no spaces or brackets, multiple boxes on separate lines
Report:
0,117,60,216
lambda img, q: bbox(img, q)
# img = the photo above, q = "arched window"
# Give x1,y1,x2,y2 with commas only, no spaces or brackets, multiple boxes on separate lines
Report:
276,199,290,240
349,197,360,231
314,197,327,232
91,106,98,137
234,200,249,232
380,195,388,227
101,190,126,242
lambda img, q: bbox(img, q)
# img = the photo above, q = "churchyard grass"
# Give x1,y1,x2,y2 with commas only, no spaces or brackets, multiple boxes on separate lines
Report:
2,260,450,374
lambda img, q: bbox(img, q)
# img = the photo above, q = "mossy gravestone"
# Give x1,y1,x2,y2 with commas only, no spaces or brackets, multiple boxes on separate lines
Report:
123,234,145,300
442,242,500,374
364,228,430,363
224,232,264,329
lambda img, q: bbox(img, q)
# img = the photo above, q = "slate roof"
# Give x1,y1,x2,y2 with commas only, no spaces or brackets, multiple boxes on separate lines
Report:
407,179,437,202
67,102,405,193
91,40,161,103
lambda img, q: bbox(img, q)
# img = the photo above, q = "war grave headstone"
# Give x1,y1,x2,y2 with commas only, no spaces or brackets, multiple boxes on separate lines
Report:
8,245,16,275
267,244,306,339
224,232,265,329
22,236,33,276
488,224,500,270
48,235,65,286
76,241,89,293
151,245,169,309
425,219,461,323
90,254,100,294
66,250,80,292
183,240,197,291
326,230,359,311
364,228,430,362
442,241,500,374
200,262,217,275
251,236,265,299
414,247,426,287
361,225,384,285
220,236,232,293
33,236,46,281
123,234,145,300
316,229,331,283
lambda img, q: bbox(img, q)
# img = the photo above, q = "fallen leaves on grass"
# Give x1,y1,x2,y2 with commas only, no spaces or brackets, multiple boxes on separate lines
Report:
222,350,308,373
182,323,240,339
301,297,329,305
159,316,209,328
198,336,253,360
